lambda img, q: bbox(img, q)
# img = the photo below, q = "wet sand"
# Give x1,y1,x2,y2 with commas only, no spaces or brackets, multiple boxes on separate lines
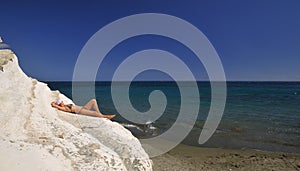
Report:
151,144,300,171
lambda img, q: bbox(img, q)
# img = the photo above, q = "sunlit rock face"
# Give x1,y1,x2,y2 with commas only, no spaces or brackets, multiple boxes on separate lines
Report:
0,42,152,171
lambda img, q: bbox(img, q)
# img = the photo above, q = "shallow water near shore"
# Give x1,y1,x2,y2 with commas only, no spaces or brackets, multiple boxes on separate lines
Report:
47,81,300,154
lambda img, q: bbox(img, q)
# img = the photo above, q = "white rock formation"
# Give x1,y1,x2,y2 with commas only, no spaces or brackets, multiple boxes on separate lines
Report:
0,48,152,170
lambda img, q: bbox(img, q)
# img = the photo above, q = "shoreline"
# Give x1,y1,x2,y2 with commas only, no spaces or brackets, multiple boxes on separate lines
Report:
151,144,300,170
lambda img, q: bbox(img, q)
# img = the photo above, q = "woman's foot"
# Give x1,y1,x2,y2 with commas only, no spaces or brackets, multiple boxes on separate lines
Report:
100,114,116,119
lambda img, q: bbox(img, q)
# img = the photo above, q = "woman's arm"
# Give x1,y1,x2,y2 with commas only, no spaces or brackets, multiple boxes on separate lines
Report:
51,102,67,112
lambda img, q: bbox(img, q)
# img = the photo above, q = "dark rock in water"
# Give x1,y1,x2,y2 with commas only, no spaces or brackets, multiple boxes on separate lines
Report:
122,123,159,138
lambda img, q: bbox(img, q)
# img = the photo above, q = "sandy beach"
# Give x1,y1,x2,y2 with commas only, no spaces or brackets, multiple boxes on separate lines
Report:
152,144,300,171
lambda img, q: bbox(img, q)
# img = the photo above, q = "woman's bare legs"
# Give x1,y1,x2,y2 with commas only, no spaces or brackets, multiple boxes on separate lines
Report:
83,99,101,113
75,107,101,117
73,99,115,119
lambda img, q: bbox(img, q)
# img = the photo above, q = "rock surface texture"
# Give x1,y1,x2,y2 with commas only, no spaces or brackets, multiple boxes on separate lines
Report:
0,48,152,171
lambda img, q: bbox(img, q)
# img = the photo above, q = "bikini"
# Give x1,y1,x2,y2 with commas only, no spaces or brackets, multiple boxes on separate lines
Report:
65,104,75,113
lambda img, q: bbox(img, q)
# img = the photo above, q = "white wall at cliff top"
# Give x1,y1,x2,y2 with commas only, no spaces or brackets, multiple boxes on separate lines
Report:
0,49,152,170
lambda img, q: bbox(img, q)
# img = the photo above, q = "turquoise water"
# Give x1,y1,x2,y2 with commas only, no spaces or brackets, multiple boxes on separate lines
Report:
47,81,300,153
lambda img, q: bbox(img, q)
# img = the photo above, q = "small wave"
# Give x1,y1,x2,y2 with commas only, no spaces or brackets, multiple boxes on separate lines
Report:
121,123,144,132
121,123,159,137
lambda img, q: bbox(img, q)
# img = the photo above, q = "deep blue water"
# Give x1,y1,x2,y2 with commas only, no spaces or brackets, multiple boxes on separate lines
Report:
47,81,300,153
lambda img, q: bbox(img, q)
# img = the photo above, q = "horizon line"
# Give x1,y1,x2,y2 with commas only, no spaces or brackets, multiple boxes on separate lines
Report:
43,80,300,82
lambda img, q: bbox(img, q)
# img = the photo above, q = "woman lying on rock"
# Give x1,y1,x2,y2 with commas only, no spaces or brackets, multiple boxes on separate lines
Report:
51,99,115,119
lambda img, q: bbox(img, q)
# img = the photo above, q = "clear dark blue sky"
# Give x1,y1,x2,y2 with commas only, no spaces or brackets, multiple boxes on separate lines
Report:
1,0,299,81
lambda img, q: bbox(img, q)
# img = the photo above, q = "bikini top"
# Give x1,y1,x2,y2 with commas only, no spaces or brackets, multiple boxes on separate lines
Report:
64,104,74,113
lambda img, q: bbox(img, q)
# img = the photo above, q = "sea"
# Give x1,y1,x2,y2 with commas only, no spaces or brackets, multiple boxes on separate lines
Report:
47,81,300,154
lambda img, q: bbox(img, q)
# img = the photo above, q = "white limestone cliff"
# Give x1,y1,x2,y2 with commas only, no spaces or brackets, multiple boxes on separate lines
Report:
0,47,152,170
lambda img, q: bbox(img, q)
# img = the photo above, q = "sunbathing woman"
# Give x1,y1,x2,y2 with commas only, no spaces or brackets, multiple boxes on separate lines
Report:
51,99,115,119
